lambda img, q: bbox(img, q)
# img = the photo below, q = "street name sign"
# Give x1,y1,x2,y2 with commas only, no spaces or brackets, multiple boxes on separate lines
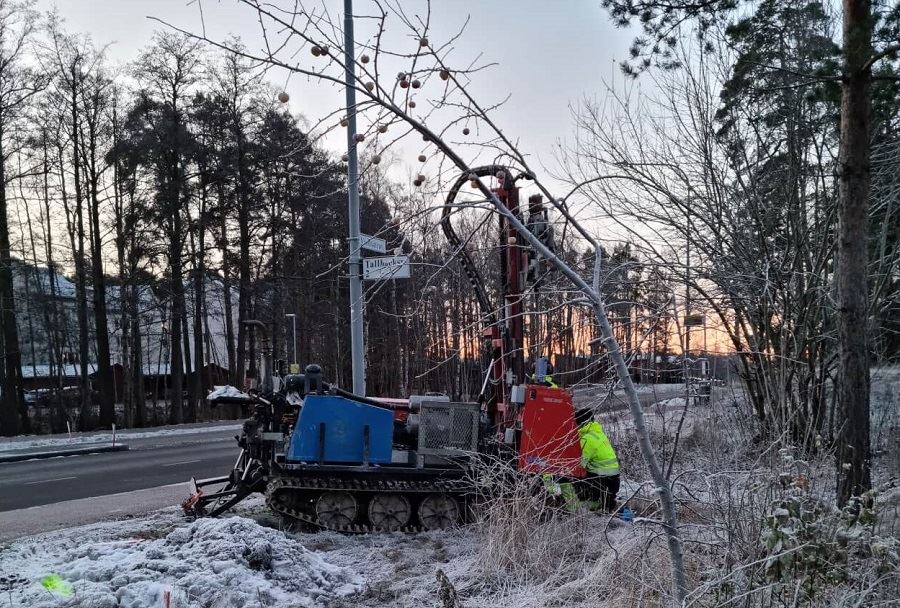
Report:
360,233,387,254
363,255,410,280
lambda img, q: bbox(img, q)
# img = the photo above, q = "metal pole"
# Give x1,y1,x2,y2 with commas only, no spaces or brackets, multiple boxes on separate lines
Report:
285,313,296,370
343,0,365,395
684,198,691,407
292,314,297,369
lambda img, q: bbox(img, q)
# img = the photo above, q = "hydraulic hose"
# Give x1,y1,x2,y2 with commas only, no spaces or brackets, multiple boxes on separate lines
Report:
331,385,396,411
440,165,524,324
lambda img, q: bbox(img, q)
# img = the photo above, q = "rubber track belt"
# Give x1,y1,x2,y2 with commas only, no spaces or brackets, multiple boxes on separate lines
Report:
265,475,471,534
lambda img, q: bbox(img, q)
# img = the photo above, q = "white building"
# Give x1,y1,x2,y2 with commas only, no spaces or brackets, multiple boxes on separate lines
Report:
11,260,238,379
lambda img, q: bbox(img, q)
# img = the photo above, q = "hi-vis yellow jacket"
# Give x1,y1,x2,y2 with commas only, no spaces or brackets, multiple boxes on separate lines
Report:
578,421,620,476
530,374,558,388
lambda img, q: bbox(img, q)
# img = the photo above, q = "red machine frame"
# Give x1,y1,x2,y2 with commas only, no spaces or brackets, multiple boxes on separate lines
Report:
442,167,584,479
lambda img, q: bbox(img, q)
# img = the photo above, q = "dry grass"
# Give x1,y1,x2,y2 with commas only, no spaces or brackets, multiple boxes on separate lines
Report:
454,386,899,608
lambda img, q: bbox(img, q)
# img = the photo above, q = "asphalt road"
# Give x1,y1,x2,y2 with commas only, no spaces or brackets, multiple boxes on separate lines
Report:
0,425,240,512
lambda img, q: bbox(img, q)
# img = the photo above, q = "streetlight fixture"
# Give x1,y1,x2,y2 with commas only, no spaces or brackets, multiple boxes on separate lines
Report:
285,313,297,372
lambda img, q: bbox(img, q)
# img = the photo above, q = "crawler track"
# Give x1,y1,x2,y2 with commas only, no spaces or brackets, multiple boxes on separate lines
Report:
266,475,471,533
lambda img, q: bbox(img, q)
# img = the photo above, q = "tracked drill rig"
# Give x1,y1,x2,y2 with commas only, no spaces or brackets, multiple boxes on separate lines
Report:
182,167,586,532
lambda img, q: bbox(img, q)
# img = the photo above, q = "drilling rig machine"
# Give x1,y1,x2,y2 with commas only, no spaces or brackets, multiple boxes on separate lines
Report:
182,166,588,532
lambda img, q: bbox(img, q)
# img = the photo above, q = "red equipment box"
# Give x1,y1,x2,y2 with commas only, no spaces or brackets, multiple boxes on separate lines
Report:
518,385,586,478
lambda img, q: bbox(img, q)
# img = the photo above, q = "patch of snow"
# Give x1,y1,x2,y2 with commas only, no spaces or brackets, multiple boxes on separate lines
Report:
20,363,98,378
632,383,683,394
653,397,689,410
208,385,252,400
572,382,683,396
0,424,240,452
1,515,362,608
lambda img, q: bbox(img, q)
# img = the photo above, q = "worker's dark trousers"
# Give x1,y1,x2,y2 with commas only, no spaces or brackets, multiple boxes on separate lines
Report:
582,473,620,511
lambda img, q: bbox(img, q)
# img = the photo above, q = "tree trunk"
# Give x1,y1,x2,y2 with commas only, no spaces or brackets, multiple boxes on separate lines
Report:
180,286,194,421
236,143,251,390
71,79,92,431
118,236,131,428
168,220,185,424
191,183,207,420
41,136,66,429
218,184,236,385
0,132,28,436
129,275,145,427
836,0,873,504
86,114,116,428
111,105,132,426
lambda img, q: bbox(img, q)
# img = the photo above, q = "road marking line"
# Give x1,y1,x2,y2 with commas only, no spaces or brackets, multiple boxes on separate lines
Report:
24,476,77,485
162,459,202,467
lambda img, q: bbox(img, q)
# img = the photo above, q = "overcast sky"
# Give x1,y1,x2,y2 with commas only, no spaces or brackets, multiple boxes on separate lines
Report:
38,1,634,176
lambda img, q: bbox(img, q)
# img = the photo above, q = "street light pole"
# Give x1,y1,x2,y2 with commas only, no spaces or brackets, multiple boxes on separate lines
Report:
343,0,365,396
285,313,297,370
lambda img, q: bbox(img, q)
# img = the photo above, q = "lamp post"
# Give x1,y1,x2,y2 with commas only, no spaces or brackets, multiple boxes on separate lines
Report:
343,0,365,396
285,313,297,372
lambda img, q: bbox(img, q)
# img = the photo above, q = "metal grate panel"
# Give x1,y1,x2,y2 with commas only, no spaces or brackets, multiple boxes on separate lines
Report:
417,401,479,456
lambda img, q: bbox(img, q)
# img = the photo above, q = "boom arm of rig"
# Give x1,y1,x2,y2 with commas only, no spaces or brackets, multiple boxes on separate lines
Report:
440,166,557,444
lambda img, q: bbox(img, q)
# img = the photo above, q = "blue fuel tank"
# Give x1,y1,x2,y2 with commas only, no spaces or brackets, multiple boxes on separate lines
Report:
286,394,393,464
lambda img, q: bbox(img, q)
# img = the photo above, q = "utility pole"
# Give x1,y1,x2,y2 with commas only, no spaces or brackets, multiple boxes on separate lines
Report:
343,0,365,395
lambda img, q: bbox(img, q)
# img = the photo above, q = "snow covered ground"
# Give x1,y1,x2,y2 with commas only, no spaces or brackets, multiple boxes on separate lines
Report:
0,502,363,608
0,498,643,608
571,382,684,397
2,385,896,607
0,424,241,453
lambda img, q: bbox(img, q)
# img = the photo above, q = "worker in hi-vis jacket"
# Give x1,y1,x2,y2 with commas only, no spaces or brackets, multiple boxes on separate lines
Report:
575,408,620,512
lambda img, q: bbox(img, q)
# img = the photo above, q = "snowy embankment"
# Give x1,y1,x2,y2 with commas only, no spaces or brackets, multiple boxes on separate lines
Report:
0,505,362,608
0,499,640,608
0,423,241,452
